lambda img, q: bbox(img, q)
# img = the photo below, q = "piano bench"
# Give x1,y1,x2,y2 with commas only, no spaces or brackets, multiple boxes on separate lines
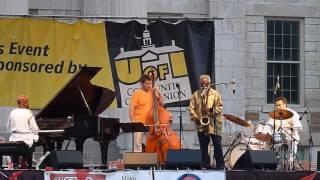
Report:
0,142,33,169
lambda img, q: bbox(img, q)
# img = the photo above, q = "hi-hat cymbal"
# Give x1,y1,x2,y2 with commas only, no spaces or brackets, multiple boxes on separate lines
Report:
268,109,293,120
223,114,251,127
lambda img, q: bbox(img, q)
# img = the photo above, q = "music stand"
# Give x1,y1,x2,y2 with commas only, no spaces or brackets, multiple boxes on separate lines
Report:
120,122,149,152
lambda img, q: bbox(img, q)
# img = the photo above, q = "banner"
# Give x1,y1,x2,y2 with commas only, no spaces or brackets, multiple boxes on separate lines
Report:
44,170,153,180
0,18,114,108
105,170,153,179
154,170,225,180
44,170,225,180
44,170,107,180
105,20,215,107
0,18,214,109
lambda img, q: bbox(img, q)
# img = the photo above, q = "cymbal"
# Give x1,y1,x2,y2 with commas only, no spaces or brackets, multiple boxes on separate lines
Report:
223,114,251,127
268,109,293,120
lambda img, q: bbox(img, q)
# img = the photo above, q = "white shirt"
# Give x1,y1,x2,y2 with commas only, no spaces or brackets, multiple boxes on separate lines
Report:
7,108,39,147
267,107,302,141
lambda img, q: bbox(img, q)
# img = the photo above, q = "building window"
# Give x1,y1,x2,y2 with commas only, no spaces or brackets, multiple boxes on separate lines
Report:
267,20,300,104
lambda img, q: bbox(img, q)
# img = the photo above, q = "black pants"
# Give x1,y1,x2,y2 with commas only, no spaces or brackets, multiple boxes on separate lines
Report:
12,145,34,169
198,132,224,168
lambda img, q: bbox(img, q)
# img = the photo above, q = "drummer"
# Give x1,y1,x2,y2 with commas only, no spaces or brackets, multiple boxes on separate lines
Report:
267,96,302,167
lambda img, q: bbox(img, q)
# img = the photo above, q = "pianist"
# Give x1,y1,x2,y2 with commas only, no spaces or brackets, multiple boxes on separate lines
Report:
7,95,39,168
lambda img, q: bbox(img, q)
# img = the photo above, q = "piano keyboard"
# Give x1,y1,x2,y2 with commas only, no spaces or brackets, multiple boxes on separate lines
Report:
38,130,64,133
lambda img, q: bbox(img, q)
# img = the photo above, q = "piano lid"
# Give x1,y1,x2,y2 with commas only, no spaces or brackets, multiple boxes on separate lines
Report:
36,67,115,119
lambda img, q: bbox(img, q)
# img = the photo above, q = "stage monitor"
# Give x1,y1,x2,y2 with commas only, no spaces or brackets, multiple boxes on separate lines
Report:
165,149,202,169
38,150,83,169
233,150,277,170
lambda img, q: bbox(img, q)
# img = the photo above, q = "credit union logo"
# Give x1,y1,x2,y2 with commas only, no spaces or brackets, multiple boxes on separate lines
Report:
114,26,191,106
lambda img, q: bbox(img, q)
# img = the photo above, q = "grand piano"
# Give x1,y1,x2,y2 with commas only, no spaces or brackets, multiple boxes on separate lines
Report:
35,66,119,164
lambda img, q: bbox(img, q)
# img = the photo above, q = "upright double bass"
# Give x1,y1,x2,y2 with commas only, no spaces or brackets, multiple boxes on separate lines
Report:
145,71,180,164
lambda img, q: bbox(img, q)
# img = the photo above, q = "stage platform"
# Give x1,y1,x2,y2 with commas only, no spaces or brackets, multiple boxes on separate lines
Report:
0,169,318,180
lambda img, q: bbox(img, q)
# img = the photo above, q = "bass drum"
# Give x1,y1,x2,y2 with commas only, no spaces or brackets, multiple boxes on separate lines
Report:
225,143,249,169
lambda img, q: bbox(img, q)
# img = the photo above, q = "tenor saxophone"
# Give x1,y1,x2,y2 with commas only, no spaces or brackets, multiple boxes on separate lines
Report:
199,87,210,133
200,113,210,126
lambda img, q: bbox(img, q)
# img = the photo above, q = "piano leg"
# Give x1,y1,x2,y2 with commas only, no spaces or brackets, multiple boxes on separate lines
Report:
57,140,63,150
37,137,54,154
47,141,55,152
49,139,63,151
75,138,86,152
40,138,63,152
100,140,110,165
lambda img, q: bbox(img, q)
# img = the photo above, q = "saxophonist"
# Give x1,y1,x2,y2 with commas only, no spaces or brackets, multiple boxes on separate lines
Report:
189,75,224,169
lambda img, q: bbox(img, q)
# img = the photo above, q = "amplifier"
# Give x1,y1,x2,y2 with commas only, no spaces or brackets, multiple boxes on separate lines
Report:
124,152,158,169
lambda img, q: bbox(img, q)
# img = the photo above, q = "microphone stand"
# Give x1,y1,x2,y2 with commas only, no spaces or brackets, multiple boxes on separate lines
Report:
272,75,280,151
306,109,314,171
176,84,183,150
272,76,280,168
212,106,217,135
279,126,301,170
223,132,241,160
272,89,277,151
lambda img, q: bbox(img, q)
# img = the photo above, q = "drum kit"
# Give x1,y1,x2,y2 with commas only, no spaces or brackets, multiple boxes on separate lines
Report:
223,111,303,170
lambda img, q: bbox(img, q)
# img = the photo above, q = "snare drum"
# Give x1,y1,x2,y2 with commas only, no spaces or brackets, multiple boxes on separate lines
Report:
241,136,271,150
254,123,273,142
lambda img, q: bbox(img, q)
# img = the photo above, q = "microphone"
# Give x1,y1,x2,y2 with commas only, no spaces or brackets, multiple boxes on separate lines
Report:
176,82,181,100
306,107,311,113
175,82,180,89
232,75,236,94
299,110,308,121
274,75,280,95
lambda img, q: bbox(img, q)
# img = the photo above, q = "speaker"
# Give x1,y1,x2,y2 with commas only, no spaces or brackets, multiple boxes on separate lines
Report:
38,150,83,169
124,152,158,169
165,149,201,169
233,150,277,170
